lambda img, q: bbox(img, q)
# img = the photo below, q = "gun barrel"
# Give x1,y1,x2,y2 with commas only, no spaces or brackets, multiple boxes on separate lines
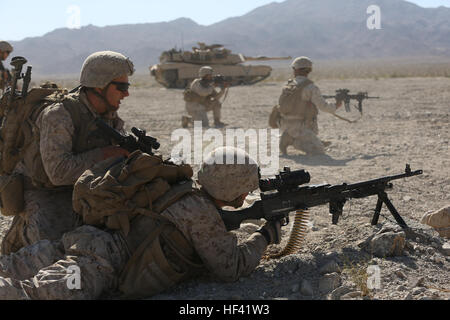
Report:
344,168,422,190
244,56,292,61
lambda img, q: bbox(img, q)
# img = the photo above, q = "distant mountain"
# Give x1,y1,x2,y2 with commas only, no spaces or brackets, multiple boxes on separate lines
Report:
8,0,450,75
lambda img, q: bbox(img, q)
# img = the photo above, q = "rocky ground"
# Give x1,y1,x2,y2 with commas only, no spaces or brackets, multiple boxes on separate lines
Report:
0,75,448,301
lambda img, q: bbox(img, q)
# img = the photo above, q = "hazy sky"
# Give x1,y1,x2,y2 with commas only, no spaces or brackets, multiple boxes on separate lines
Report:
1,0,449,41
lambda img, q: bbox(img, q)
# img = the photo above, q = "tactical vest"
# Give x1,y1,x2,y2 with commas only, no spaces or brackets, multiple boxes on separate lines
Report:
278,79,318,122
22,91,120,189
119,191,205,299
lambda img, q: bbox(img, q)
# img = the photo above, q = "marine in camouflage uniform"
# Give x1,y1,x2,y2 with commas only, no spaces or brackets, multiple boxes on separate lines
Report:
1,51,134,255
278,57,342,155
182,66,228,128
0,41,13,92
0,147,282,299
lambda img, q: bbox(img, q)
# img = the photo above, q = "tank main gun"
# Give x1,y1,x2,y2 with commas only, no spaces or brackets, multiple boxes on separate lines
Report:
243,56,292,62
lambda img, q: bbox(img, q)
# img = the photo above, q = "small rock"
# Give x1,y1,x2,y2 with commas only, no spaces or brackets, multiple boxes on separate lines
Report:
394,270,407,280
291,284,300,293
403,196,412,202
403,292,413,300
421,206,450,238
426,247,435,255
319,260,341,274
433,256,445,264
412,287,426,295
319,273,341,294
300,279,314,296
364,231,407,257
431,242,440,249
341,291,362,300
442,242,450,256
416,277,426,287
396,285,407,291
329,286,352,300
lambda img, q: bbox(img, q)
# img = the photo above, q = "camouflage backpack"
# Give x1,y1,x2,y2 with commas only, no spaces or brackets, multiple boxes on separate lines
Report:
0,85,67,216
278,78,313,115
72,150,195,236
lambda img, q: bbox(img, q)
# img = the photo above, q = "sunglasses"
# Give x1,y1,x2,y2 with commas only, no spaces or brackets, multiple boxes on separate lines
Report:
111,81,130,92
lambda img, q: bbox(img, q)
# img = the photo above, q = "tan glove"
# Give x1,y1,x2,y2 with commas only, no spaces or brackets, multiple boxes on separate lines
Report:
256,220,282,245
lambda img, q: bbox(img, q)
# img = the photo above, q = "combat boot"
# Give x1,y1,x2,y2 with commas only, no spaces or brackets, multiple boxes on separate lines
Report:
214,120,227,128
181,116,191,128
280,132,293,155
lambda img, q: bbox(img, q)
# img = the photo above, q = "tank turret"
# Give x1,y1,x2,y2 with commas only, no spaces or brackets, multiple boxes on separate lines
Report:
150,43,291,89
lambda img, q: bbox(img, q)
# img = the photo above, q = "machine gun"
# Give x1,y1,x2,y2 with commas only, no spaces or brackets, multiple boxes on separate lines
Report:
95,118,160,156
323,89,379,122
220,165,423,232
6,56,32,106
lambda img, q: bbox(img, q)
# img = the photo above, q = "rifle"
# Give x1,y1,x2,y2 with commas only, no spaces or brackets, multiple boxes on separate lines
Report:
95,118,160,156
219,165,423,232
5,56,32,105
213,74,232,88
323,89,379,122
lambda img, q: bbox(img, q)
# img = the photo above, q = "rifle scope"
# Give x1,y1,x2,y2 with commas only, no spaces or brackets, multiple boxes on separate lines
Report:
260,167,311,192
131,127,161,151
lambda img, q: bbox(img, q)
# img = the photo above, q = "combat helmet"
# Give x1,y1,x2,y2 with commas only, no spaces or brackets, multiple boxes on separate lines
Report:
198,66,214,78
198,147,259,202
0,41,13,53
80,51,135,88
291,56,313,70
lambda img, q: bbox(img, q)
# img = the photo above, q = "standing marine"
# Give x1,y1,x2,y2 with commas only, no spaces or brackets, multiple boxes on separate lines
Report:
276,57,342,155
1,51,133,255
182,66,228,128
0,41,13,92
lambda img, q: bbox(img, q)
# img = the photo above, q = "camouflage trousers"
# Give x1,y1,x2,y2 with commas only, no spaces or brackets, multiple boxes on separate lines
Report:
185,101,221,127
279,117,325,155
1,187,82,255
0,225,129,300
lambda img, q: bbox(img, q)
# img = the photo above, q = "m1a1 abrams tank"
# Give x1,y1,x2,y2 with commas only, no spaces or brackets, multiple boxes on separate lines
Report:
150,42,291,89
